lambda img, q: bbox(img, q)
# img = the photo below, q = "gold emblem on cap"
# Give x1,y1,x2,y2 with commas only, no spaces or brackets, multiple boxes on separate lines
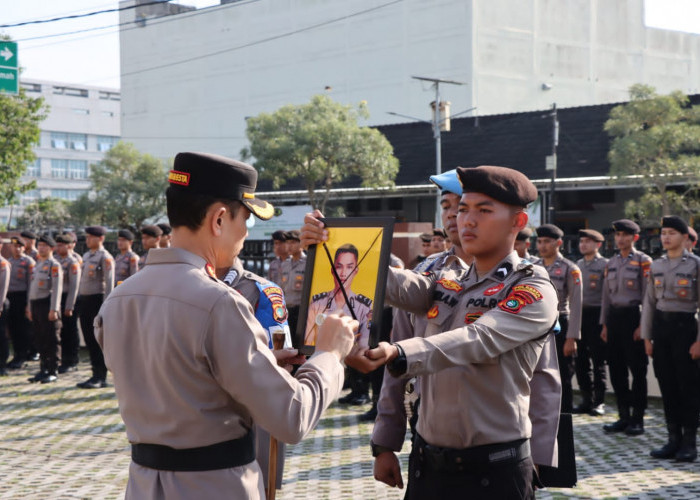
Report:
243,192,255,199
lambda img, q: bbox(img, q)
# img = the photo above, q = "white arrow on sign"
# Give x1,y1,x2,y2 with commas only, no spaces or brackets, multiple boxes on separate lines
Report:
1,47,13,62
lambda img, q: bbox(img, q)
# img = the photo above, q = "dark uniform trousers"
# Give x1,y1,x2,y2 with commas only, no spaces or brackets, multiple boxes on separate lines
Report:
575,306,607,405
60,293,80,367
287,305,300,337
607,306,648,420
0,299,9,369
368,308,394,401
555,315,575,413
79,294,107,380
7,291,31,361
30,298,62,374
652,313,700,428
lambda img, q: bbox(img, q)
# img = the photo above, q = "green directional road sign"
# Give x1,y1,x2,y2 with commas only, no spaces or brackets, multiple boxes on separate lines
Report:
0,41,18,95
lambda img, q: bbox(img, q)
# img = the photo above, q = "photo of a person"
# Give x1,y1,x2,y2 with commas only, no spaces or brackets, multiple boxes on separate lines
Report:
305,244,373,348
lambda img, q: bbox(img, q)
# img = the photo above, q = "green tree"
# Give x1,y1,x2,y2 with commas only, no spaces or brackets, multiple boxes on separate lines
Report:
241,94,399,212
605,84,700,222
16,197,72,231
70,142,168,228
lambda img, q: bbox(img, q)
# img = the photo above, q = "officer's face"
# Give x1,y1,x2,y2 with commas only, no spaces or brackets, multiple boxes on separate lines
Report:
37,241,51,258
536,237,561,258
56,242,68,257
440,193,461,246
86,234,102,250
117,237,131,251
11,243,22,258
273,239,287,258
578,237,600,256
333,252,357,289
513,239,530,258
421,240,431,256
430,235,446,253
613,231,635,251
457,192,521,257
287,239,301,256
661,227,686,252
141,234,160,250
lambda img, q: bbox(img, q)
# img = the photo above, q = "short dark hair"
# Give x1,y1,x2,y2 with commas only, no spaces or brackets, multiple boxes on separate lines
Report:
334,243,358,263
166,186,241,231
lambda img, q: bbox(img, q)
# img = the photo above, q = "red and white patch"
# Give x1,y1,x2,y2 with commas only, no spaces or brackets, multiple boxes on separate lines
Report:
51,266,59,278
571,269,581,285
483,283,504,296
497,284,543,315
437,278,462,293
427,305,439,319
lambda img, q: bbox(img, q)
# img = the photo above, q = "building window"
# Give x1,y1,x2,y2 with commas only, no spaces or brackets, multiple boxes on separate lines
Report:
26,159,41,177
98,90,120,101
69,160,88,179
51,189,87,201
101,111,114,117
53,86,88,98
97,135,118,152
72,108,89,115
51,132,68,149
67,133,87,150
51,159,69,178
21,189,39,206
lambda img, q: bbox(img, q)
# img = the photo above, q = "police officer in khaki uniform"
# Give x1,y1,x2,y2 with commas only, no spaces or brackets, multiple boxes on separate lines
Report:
601,219,652,436
641,216,700,462
267,230,288,285
139,225,162,270
157,222,172,248
27,235,63,384
0,239,11,375
534,224,582,414
55,234,81,373
574,229,609,416
114,230,139,285
515,227,534,261
77,226,114,389
68,236,83,267
7,236,35,369
21,230,39,261
279,229,306,335
303,165,559,499
95,152,356,499
686,227,698,253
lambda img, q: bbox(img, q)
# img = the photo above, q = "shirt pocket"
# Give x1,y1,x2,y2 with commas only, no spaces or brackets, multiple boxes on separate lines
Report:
293,272,304,291
588,273,601,290
622,268,639,291
673,274,695,301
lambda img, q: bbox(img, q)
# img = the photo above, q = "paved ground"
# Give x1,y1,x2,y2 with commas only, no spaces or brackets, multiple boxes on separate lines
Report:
1,355,700,499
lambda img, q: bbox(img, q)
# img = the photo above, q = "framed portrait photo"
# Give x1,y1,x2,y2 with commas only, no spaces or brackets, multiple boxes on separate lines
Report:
296,217,395,356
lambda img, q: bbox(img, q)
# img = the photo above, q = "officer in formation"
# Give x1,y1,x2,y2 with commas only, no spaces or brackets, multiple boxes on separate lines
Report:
27,235,63,384
139,225,162,270
601,219,652,436
573,229,609,416
54,234,81,373
686,227,698,253
21,230,39,261
0,239,10,376
96,151,356,499
642,216,700,462
6,236,35,369
534,224,582,414
157,222,172,248
429,228,447,254
514,227,534,260
279,229,306,335
114,230,140,285
303,165,559,498
267,230,288,285
68,235,83,266
77,226,114,389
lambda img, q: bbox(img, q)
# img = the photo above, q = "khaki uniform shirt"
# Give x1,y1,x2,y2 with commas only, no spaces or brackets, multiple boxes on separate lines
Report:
27,248,38,261
95,248,343,500
641,250,700,341
534,254,582,339
600,248,652,323
0,257,10,312
28,256,63,311
279,254,306,307
576,253,608,307
70,250,83,267
385,251,559,449
305,288,372,348
80,248,114,297
8,255,35,293
115,250,139,285
267,257,285,286
57,253,80,311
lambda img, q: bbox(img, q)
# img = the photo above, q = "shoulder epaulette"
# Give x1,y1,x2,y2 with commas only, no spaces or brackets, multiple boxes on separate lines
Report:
355,294,372,307
312,291,329,302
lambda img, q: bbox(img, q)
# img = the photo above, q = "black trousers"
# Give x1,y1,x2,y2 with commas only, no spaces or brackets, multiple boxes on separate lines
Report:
369,308,394,401
407,444,534,500
79,294,106,380
287,305,300,341
606,306,648,420
555,315,575,413
30,298,62,374
575,306,608,405
652,313,700,428
60,293,80,366
7,291,31,361
0,299,9,368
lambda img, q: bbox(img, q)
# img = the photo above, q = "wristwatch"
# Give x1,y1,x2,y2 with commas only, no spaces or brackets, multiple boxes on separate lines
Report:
370,440,394,458
387,343,407,377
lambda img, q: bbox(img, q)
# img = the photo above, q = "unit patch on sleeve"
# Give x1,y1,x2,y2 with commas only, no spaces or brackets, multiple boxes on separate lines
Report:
437,278,462,293
497,284,543,315
427,305,439,319
571,269,581,285
464,312,484,324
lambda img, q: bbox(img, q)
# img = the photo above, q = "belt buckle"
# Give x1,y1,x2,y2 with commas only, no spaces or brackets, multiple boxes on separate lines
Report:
424,444,446,470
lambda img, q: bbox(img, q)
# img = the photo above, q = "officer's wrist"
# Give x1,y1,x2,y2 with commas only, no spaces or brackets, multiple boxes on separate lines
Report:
370,440,395,458
387,343,407,377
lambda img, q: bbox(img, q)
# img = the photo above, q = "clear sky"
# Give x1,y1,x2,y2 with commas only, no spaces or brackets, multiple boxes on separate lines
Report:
1,0,699,90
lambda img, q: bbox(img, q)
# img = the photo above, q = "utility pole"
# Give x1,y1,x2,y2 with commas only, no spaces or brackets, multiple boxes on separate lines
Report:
546,103,559,224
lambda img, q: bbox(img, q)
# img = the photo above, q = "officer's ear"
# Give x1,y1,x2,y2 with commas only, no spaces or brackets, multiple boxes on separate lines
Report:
209,204,228,237
633,234,640,242
513,210,528,232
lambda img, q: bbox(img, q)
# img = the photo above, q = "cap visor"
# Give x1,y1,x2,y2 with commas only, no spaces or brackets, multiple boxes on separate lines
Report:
243,197,274,221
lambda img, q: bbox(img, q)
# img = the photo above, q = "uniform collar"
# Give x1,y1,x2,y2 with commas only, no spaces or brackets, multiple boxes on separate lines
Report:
222,257,245,286
145,247,208,270
467,250,521,283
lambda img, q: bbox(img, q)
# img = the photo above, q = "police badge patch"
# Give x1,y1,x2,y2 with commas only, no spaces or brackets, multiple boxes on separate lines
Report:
497,284,543,314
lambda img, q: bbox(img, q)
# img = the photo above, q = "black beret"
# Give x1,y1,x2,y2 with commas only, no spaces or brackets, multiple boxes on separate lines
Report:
612,219,640,235
118,229,135,241
10,236,24,246
20,230,37,240
141,225,163,238
271,230,287,242
516,228,533,241
456,166,538,207
662,215,689,235
285,230,301,242
169,152,274,221
536,224,564,239
55,233,74,244
579,229,604,242
38,235,56,247
419,233,432,243
85,226,107,237
689,227,697,243
156,223,172,236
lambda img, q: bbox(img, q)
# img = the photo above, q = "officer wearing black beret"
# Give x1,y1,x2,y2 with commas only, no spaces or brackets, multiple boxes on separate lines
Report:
515,227,533,260
157,222,172,248
267,230,289,285
95,151,355,498
6,236,35,369
280,229,306,337
601,219,652,435
115,230,139,285
54,233,81,373
139,225,163,270
21,231,39,260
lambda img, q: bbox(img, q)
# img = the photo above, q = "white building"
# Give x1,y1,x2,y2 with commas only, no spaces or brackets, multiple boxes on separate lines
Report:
1,80,121,225
118,0,700,160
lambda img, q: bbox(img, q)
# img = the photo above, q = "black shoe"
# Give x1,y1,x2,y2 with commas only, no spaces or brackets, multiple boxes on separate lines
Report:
338,392,357,404
675,427,697,462
77,377,106,389
28,371,48,383
347,394,370,405
589,404,605,417
7,358,26,370
28,353,40,362
0,367,6,376
625,423,644,436
572,402,592,414
359,406,378,422
39,373,58,384
603,419,629,433
58,364,78,374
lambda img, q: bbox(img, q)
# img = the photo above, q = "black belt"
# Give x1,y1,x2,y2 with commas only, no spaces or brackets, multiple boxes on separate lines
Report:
609,305,640,312
132,431,255,472
655,310,695,322
415,434,530,473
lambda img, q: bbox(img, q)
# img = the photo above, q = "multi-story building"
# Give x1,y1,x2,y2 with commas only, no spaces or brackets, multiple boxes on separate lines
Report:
0,79,120,225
